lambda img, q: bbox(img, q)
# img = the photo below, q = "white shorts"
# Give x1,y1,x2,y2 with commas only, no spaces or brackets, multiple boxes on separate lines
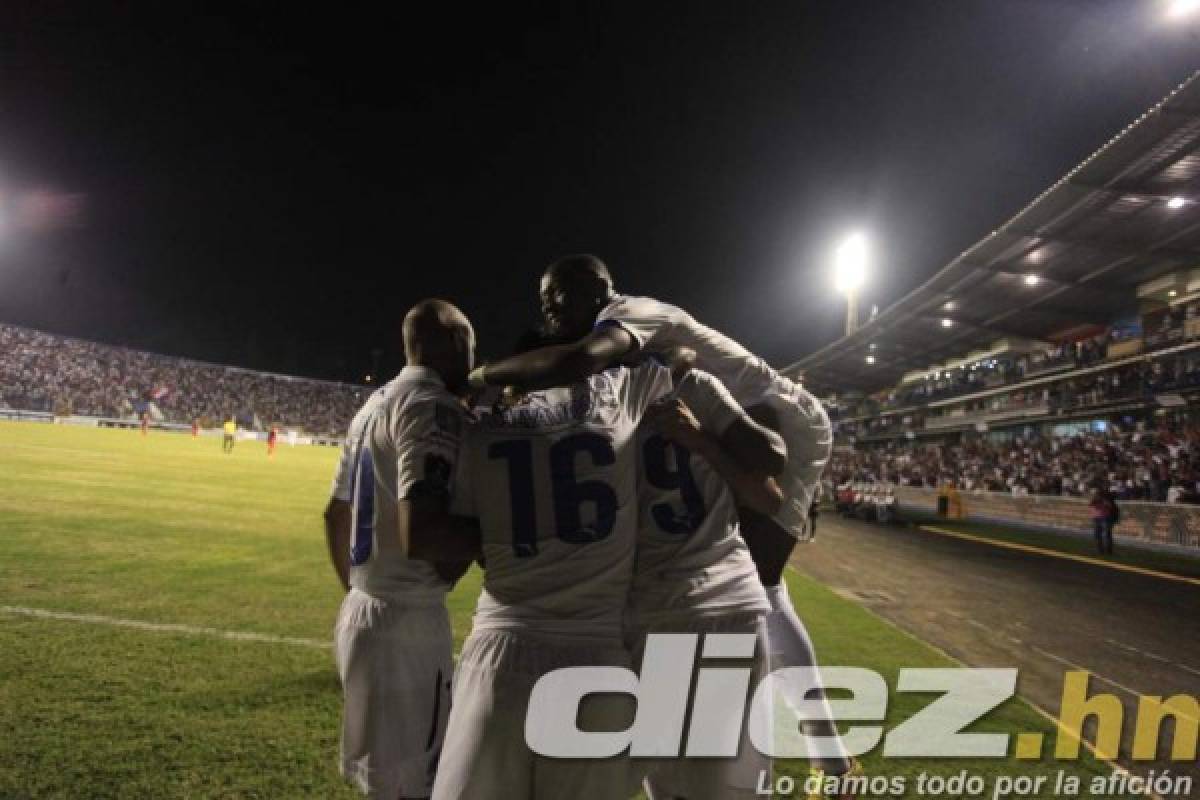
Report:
432,629,634,800
626,612,770,800
762,379,832,539
335,589,453,799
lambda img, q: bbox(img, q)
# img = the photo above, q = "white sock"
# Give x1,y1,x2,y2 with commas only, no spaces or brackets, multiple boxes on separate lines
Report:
763,583,852,774
765,581,792,613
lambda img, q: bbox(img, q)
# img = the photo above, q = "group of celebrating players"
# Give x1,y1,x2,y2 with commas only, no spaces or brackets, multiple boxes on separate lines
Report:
322,254,856,800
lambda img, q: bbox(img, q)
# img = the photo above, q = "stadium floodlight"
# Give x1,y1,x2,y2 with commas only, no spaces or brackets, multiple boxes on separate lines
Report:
941,318,954,328
834,232,868,335
1168,0,1200,19
1169,289,1179,297
1024,274,1040,286
1167,196,1187,209
865,355,876,365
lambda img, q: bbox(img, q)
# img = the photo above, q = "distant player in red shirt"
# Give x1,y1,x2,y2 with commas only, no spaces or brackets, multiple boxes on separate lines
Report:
191,420,199,438
267,426,278,458
140,411,149,437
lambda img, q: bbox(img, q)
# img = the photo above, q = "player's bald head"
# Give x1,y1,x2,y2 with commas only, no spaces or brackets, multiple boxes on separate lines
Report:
402,299,475,392
543,254,613,292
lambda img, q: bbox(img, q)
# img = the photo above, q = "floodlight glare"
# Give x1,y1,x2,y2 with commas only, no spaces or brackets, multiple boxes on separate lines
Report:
834,233,868,294
865,355,876,365
1168,0,1200,19
941,318,954,328
1024,274,1040,286
1167,196,1187,209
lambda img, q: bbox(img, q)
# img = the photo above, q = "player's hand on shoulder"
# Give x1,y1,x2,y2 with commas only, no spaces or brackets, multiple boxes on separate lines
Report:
647,396,705,449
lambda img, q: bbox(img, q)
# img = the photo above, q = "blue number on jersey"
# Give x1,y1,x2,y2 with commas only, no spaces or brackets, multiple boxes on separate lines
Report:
350,445,375,566
488,439,539,558
551,432,618,543
488,432,618,556
642,433,706,536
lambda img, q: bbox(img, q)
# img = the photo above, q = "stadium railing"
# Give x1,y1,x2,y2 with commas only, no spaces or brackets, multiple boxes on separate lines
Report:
893,486,1200,553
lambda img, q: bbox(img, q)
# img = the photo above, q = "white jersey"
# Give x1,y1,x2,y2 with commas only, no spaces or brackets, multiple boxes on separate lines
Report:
596,294,780,407
629,370,768,626
332,366,467,601
451,363,672,643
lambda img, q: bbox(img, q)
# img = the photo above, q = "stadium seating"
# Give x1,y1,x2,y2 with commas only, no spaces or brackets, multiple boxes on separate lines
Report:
829,425,1200,504
0,323,364,435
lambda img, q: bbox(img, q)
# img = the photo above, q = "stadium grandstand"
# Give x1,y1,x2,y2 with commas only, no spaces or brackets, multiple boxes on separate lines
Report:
0,322,365,436
786,71,1200,546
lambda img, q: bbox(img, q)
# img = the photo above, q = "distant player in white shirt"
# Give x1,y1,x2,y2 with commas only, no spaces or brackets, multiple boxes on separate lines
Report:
323,299,478,800
467,255,855,786
629,364,783,800
423,358,672,800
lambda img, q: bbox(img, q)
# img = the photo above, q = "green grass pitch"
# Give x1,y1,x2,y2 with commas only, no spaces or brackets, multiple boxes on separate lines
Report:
0,422,1134,798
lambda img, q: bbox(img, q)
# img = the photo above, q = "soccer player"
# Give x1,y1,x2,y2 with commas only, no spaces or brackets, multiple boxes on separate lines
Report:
267,426,278,458
467,254,855,785
628,362,784,800
423,356,673,800
222,417,237,453
323,299,478,800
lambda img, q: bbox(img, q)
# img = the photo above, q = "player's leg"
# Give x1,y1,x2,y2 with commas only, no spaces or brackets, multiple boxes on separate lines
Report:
740,385,854,784
635,614,770,800
335,591,454,800
532,638,634,800
432,631,533,800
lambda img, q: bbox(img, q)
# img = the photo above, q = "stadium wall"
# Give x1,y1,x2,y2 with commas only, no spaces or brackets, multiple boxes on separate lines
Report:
0,409,345,447
894,486,1200,555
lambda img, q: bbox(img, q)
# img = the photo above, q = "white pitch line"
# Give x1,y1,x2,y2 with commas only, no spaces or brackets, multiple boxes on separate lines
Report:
1029,644,1200,728
1106,637,1197,676
0,605,332,650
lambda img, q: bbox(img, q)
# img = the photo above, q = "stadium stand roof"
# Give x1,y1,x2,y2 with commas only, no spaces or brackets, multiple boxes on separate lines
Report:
785,70,1200,396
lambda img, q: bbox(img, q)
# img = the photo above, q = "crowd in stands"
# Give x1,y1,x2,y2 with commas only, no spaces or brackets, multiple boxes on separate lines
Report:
852,330,1120,415
829,422,1200,503
0,323,363,435
836,348,1200,440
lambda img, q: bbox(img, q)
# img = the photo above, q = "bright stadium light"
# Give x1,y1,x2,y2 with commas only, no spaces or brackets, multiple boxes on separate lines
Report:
1168,0,1200,19
1024,273,1040,286
1168,196,1187,209
865,355,876,365
834,232,868,335
941,318,954,328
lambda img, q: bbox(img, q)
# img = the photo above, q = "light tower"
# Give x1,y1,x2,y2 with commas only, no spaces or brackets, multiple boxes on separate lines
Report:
834,232,868,336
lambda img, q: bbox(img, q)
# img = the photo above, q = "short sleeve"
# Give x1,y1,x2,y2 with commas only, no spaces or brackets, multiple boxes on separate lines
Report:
677,369,742,437
449,428,477,517
624,361,674,423
595,295,679,352
330,437,357,502
392,399,465,501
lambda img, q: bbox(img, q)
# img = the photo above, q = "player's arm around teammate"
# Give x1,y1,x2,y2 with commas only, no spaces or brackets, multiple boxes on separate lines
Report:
647,384,783,517
398,476,482,565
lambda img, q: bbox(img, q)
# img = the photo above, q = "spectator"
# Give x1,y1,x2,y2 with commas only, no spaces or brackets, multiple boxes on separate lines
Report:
0,322,364,435
829,422,1200,503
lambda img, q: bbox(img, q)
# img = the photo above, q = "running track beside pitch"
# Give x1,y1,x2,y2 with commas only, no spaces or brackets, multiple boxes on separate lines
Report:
788,515,1200,787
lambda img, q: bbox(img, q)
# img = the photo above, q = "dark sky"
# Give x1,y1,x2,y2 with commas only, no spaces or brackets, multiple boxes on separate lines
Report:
1,2,1196,383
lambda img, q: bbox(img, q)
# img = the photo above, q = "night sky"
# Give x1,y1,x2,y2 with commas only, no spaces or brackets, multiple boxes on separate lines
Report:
1,2,1196,384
